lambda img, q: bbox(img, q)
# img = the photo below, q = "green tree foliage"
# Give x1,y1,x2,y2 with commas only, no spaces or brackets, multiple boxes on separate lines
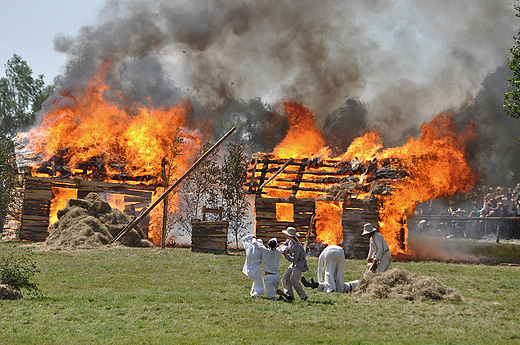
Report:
504,3,520,119
0,251,42,298
0,54,48,138
220,141,251,248
0,139,21,230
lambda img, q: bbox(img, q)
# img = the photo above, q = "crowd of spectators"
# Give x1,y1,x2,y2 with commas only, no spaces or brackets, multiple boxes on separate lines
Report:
412,184,520,241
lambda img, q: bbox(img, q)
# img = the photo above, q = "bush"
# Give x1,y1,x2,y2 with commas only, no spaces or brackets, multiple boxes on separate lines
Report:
0,251,42,297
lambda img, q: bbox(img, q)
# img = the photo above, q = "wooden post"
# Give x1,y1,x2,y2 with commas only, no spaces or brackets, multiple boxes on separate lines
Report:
304,212,315,251
111,126,236,244
161,194,168,249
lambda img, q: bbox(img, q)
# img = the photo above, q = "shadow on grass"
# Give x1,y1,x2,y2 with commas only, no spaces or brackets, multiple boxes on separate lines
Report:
306,300,334,305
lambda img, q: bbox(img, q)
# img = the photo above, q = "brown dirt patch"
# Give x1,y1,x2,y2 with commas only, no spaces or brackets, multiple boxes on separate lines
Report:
352,267,462,301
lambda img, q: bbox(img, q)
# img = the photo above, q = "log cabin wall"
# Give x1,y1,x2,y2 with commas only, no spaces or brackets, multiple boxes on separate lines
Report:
342,199,379,259
191,219,229,254
19,178,52,241
254,197,315,244
17,176,155,241
254,196,379,259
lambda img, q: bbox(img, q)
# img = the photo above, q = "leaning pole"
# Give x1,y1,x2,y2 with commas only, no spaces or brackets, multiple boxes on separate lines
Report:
111,126,237,244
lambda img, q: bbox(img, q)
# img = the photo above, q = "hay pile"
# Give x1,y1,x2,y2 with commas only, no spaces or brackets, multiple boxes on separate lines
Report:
45,192,154,250
316,181,357,201
352,267,462,302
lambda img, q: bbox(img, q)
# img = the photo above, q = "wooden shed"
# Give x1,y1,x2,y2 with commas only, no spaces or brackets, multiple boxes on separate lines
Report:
10,175,155,242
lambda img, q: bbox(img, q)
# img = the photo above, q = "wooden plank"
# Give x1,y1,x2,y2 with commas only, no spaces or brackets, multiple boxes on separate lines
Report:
24,190,52,200
264,185,328,192
255,211,277,219
27,176,156,191
18,228,49,238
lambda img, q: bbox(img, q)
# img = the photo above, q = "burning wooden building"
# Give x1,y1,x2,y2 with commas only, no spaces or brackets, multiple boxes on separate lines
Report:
246,153,408,259
7,175,155,242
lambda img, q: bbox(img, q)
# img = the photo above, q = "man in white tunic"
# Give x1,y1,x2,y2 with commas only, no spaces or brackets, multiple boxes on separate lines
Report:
241,234,265,297
301,244,359,293
362,223,391,277
255,238,287,300
316,245,346,292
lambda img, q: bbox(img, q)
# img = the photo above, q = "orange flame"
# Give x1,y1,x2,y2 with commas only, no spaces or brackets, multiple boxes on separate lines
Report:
272,102,326,159
263,104,476,254
20,64,205,246
20,64,202,185
49,187,77,224
276,203,294,222
315,201,344,245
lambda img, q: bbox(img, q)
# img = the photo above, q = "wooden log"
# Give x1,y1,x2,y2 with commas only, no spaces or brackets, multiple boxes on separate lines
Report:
122,196,152,203
263,185,328,192
27,176,156,191
258,158,294,192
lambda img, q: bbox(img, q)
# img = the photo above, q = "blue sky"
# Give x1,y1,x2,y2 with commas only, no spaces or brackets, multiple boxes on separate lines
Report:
0,0,106,85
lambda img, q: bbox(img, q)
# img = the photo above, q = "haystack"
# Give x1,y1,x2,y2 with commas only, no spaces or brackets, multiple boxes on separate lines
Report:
45,192,154,250
352,267,461,301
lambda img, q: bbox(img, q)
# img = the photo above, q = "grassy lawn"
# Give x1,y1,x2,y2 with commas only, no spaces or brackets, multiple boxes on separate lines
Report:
1,241,519,345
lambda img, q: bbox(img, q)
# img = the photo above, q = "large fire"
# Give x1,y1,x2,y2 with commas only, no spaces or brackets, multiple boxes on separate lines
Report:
19,66,204,245
18,63,476,252
264,103,476,255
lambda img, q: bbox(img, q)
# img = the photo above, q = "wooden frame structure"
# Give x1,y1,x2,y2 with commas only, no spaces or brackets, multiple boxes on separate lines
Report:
247,153,384,259
15,175,155,242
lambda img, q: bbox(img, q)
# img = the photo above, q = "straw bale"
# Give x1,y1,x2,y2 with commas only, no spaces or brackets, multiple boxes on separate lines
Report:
45,192,154,250
352,267,461,302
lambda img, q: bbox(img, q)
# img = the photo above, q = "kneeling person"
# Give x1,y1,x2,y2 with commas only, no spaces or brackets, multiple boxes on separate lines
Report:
256,238,286,300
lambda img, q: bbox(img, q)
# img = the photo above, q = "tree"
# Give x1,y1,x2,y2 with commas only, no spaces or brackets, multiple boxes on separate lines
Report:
220,141,251,248
0,139,21,231
0,54,48,139
174,141,222,236
504,3,520,119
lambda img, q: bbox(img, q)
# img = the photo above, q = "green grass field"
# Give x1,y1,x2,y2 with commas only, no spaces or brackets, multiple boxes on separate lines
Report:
1,240,519,345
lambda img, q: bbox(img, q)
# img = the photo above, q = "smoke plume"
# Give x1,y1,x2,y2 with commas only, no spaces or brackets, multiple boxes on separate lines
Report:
48,0,518,157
